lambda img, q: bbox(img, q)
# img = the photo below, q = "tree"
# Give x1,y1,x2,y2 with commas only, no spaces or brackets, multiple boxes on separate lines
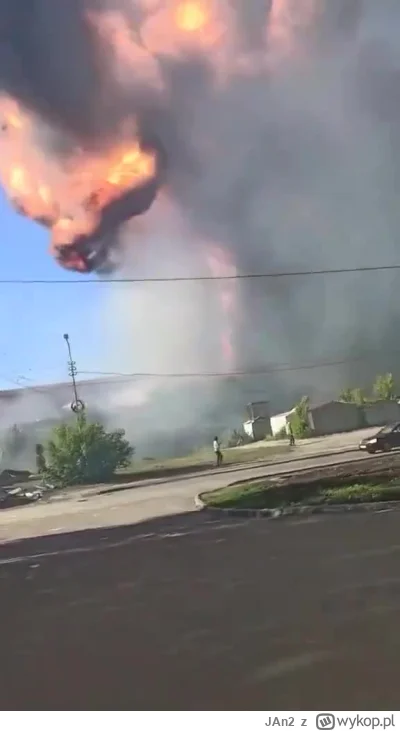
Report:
44,415,134,487
291,396,311,438
339,387,366,405
372,372,396,401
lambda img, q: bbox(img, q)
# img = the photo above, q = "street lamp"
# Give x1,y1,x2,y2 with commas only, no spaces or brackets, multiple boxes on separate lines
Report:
63,333,85,414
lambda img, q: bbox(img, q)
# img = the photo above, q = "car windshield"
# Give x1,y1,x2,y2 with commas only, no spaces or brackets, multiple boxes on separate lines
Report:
377,424,397,435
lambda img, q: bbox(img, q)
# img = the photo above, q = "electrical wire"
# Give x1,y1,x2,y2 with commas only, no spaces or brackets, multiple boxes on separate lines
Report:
0,349,394,393
0,263,399,284
76,350,400,383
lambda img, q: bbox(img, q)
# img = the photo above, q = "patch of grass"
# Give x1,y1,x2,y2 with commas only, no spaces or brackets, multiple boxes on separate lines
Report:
315,483,399,505
201,477,400,510
50,443,292,491
119,443,291,476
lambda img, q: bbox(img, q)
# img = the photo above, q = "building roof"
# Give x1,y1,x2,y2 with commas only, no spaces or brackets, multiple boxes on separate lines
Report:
271,408,296,419
244,416,270,424
309,399,355,411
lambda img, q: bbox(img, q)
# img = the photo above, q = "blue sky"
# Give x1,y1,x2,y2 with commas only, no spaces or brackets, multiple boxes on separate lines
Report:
0,189,105,390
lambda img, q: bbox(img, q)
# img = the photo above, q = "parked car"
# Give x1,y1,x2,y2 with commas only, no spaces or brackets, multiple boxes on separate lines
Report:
359,423,400,453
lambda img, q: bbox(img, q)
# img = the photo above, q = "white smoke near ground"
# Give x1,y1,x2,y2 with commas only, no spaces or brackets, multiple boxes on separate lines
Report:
101,198,238,452
105,200,222,377
0,392,60,431
0,389,66,469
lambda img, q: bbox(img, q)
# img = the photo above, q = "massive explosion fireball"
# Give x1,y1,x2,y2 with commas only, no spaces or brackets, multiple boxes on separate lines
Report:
0,1,210,273
0,0,325,274
1,105,165,272
2,0,400,387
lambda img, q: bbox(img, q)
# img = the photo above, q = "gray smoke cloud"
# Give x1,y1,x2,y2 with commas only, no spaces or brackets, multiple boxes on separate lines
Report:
1,0,400,444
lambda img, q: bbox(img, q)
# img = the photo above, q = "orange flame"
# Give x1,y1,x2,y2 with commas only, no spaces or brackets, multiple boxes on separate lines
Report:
0,0,325,372
0,0,311,265
205,245,237,369
175,2,208,32
140,0,227,57
0,95,156,251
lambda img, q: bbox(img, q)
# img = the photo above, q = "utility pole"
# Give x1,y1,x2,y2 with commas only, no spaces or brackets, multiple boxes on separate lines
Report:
63,333,85,415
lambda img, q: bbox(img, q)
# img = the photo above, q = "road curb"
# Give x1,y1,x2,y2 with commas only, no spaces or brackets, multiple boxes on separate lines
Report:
226,450,396,488
194,494,400,519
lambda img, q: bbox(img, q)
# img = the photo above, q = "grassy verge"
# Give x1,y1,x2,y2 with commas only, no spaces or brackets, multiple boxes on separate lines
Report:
23,444,292,495
116,443,292,480
201,475,400,511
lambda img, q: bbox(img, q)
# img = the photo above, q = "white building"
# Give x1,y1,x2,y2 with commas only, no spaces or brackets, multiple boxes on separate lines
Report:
269,408,296,436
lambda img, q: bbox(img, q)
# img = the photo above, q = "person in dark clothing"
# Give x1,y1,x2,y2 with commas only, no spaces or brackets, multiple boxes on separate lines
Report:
288,422,295,447
213,436,223,467
35,443,46,474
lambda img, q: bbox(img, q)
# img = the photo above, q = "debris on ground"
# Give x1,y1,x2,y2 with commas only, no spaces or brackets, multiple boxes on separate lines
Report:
0,484,43,509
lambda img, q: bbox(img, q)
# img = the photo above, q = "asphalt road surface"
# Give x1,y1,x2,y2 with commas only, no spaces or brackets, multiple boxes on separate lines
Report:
2,509,400,710
0,443,376,543
1,435,398,711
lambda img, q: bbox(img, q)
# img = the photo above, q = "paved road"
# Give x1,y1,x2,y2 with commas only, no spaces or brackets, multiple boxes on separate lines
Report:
2,508,400,710
0,426,376,544
0,433,398,710
0,447,375,542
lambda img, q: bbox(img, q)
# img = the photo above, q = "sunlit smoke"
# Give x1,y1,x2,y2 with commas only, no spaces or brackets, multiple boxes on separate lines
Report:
267,0,317,63
1,0,400,434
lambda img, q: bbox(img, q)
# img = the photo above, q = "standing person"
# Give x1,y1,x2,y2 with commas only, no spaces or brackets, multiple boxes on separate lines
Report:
288,422,295,447
35,443,46,475
213,436,223,467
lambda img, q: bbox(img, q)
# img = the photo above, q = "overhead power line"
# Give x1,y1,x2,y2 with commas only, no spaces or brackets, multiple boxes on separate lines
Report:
76,350,400,383
1,263,400,284
1,349,395,393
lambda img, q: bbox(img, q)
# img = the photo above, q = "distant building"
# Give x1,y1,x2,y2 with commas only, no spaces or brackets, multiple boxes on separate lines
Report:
361,400,400,428
270,408,296,437
243,401,271,441
307,400,361,435
271,398,400,439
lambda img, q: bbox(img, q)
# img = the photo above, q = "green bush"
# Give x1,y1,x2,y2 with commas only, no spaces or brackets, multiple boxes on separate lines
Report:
291,396,311,438
339,387,366,405
44,415,134,488
372,372,397,401
339,373,398,404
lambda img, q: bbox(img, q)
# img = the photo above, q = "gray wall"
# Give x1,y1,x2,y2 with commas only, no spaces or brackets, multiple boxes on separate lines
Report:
362,401,400,427
308,402,361,436
253,417,271,440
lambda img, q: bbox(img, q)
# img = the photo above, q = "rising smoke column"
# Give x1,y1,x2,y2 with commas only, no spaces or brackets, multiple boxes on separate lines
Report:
0,1,400,403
